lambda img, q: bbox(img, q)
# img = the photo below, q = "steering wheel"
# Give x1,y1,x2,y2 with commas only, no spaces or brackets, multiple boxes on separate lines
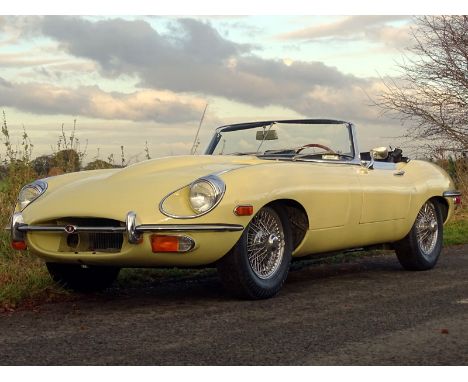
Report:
295,143,335,154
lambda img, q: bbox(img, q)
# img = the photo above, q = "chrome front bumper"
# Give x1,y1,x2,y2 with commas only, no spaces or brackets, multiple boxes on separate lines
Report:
10,211,244,244
442,191,462,198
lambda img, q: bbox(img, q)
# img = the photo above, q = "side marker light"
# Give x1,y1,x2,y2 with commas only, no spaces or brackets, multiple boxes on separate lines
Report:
234,205,254,216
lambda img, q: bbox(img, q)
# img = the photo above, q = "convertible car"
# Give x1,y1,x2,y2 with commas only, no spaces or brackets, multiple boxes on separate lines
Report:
9,119,462,299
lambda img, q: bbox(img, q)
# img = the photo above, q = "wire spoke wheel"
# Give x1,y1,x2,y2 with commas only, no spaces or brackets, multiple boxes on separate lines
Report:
217,205,292,299
394,199,443,271
246,208,285,279
415,201,439,259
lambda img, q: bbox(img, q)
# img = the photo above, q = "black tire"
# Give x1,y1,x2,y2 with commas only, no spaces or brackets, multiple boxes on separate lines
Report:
217,206,293,299
46,262,120,293
394,199,443,271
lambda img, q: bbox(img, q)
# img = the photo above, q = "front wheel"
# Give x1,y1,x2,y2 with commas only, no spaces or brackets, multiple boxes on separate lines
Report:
217,206,293,299
394,199,443,271
46,263,120,293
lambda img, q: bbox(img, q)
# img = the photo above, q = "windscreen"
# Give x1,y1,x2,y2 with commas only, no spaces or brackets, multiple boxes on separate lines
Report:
209,122,354,159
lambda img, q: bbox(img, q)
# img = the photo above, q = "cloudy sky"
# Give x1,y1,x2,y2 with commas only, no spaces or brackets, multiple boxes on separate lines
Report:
0,14,418,162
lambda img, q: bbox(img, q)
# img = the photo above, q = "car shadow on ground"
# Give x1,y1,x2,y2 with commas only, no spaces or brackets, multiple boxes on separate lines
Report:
86,253,403,307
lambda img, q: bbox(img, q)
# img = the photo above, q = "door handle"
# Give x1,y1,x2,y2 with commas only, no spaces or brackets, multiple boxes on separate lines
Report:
393,170,405,176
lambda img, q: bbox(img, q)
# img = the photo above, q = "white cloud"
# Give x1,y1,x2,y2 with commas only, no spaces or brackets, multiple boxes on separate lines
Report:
38,16,362,110
276,15,412,47
0,78,206,123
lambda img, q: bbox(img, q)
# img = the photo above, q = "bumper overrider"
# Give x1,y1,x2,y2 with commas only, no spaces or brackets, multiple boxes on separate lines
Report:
443,190,462,210
10,210,244,253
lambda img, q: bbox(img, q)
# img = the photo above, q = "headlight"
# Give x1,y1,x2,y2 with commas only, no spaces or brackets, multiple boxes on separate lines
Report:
17,180,48,211
189,175,225,214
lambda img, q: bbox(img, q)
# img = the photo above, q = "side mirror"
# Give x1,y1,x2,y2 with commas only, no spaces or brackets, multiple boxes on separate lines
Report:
370,146,389,160
256,130,278,141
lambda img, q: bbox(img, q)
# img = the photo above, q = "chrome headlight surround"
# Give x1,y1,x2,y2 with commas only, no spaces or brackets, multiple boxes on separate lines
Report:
159,175,226,219
189,175,226,215
17,180,48,211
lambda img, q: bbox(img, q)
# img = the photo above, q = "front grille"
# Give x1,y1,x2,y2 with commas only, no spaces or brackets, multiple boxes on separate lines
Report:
41,217,126,253
89,232,123,251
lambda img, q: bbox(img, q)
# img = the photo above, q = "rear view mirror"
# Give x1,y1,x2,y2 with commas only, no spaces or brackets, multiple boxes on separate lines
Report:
370,146,389,160
256,130,278,141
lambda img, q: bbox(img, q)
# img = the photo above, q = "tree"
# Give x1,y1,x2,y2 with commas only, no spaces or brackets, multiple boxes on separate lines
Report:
84,159,115,170
32,155,57,177
378,16,468,155
55,149,81,172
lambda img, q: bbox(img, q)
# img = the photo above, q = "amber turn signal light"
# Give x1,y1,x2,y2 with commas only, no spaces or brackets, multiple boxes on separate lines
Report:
234,205,254,216
150,235,194,253
11,241,27,251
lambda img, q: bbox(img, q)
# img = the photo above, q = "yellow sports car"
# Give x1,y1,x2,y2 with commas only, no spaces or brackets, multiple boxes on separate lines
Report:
9,119,462,299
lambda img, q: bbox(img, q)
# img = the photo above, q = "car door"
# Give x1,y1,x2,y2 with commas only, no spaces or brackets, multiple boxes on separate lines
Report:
291,161,365,256
357,162,414,223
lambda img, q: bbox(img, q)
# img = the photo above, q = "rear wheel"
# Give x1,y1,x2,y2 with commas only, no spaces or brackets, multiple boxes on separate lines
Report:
394,199,443,271
217,206,292,299
46,263,120,293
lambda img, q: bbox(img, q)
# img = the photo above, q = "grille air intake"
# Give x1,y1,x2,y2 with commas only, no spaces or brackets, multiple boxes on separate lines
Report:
88,232,123,251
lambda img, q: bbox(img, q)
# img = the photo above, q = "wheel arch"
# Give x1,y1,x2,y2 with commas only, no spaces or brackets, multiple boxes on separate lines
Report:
263,199,309,250
399,195,449,241
429,196,449,223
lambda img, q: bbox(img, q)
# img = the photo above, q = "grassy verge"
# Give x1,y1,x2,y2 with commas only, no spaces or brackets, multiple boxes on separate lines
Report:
444,219,468,246
0,252,68,311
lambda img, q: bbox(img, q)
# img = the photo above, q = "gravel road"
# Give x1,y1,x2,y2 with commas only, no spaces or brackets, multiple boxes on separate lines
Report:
1,245,467,365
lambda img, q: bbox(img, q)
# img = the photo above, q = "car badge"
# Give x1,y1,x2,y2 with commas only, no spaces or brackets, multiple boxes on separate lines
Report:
65,225,77,234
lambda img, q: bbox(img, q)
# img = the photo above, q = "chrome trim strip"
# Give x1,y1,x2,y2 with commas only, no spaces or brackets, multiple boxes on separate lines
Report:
17,224,243,233
136,224,243,232
212,165,249,177
18,226,126,233
16,222,244,234
443,191,462,197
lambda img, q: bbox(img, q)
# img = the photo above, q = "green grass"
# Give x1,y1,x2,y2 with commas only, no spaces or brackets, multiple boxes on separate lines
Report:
444,219,468,246
0,252,68,310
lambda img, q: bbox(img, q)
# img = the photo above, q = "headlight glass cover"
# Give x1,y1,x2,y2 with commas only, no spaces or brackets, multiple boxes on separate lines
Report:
17,180,48,211
189,175,225,214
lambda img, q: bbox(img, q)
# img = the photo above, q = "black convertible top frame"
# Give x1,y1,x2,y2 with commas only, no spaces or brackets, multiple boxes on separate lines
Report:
214,119,350,133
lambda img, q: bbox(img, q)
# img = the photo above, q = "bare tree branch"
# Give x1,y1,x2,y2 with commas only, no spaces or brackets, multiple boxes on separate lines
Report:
376,16,468,155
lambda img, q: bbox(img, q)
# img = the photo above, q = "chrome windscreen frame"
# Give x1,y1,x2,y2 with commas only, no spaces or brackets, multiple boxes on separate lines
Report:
204,119,363,166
